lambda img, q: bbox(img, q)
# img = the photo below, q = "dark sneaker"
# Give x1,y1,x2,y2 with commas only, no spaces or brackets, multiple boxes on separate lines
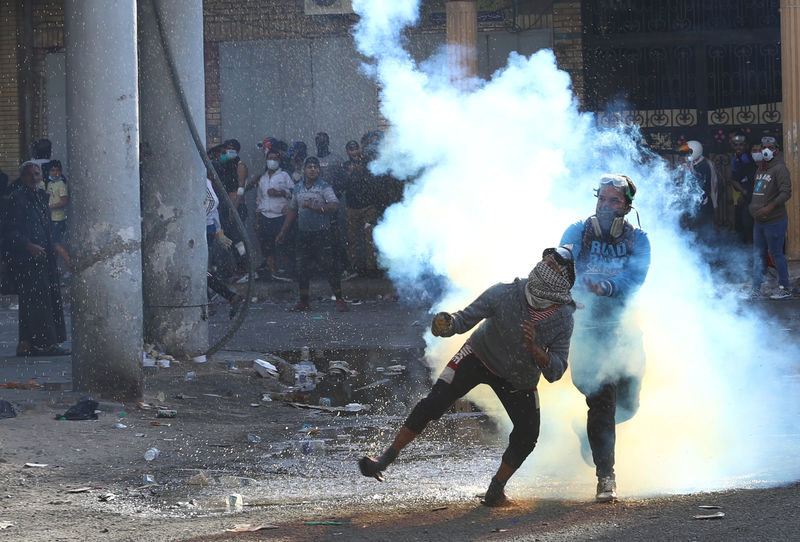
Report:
289,301,311,312
31,345,71,357
596,476,617,502
358,456,385,482
770,286,792,300
336,298,350,312
481,478,510,507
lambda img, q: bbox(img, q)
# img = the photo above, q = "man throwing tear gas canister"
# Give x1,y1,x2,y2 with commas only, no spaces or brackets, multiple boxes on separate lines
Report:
560,174,650,502
358,247,577,507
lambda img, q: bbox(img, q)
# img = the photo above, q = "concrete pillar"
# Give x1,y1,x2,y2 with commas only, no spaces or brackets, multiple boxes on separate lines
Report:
138,0,208,357
781,0,800,259
446,1,478,80
64,0,143,398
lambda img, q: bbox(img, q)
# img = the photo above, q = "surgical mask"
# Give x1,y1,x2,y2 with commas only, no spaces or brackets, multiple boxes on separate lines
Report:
226,149,238,158
266,159,279,171
751,152,763,163
761,148,774,162
48,175,60,181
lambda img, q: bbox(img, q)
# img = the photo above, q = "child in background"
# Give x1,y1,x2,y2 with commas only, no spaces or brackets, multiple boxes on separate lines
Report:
45,160,70,270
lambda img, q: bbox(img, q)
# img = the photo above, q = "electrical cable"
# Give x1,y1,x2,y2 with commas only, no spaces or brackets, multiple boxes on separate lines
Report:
151,0,254,356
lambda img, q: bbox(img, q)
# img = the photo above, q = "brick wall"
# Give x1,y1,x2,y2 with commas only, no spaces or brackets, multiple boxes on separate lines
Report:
552,1,584,106
0,1,20,172
204,41,221,147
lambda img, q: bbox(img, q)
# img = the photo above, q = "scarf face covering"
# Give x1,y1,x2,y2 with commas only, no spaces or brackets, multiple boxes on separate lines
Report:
525,259,573,308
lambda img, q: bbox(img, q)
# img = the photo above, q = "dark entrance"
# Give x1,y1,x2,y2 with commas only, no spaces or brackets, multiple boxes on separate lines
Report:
582,0,782,154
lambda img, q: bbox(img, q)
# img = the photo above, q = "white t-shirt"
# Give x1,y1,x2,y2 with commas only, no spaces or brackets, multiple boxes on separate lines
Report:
256,168,293,218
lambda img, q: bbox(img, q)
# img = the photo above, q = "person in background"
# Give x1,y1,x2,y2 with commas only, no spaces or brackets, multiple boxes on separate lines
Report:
254,148,293,282
4,162,68,356
275,156,349,313
358,248,577,507
44,160,70,270
749,136,793,300
729,133,757,245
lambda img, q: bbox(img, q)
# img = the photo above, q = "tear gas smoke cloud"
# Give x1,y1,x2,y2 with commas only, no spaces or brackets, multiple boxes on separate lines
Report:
352,0,800,497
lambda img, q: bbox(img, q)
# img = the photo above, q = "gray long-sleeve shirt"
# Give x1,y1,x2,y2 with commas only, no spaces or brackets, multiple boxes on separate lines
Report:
450,279,575,390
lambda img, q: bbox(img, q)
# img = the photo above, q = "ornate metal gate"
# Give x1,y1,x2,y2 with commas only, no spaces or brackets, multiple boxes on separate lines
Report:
582,0,782,155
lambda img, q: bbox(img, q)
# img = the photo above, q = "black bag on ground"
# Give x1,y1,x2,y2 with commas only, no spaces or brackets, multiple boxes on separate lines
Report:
0,399,16,419
57,397,99,420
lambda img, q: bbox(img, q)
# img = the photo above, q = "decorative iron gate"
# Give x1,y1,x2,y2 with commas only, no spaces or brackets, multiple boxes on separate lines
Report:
582,0,782,154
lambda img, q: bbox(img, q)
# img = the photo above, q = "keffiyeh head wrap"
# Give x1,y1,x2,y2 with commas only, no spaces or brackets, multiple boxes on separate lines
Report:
525,247,575,308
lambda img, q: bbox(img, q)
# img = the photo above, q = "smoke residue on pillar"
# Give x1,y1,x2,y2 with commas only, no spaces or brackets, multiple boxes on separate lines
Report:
351,0,800,497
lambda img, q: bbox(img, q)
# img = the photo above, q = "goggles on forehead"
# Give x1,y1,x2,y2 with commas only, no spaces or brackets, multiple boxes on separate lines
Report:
761,136,777,145
598,174,634,202
732,135,746,144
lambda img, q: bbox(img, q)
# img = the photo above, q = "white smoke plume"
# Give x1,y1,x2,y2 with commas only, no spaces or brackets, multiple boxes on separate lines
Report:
352,0,800,497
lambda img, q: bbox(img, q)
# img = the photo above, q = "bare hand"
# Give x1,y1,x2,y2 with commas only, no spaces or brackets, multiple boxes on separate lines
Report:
521,320,537,351
584,277,605,296
275,232,285,245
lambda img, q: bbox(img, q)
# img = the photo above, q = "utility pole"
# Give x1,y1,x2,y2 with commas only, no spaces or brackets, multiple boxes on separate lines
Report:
64,0,144,399
138,0,209,358
780,0,800,259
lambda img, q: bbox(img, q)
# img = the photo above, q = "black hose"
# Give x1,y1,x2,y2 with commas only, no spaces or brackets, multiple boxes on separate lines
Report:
151,0,254,356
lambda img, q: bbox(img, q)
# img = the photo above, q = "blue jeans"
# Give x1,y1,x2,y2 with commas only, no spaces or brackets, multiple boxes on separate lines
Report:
752,217,789,289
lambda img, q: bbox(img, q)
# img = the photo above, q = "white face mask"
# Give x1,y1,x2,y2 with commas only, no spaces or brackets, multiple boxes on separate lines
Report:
751,152,763,163
226,149,238,158
266,159,279,171
761,148,774,162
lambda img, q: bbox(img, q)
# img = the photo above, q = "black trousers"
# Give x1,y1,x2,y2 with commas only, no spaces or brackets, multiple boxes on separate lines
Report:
404,352,540,470
12,257,66,349
585,375,641,479
295,229,341,294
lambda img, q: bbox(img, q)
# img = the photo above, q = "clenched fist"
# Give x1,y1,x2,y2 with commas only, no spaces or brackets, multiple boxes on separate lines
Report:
431,312,455,337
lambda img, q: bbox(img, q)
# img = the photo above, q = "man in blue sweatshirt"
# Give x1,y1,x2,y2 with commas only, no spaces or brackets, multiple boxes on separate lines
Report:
359,247,577,506
560,174,651,502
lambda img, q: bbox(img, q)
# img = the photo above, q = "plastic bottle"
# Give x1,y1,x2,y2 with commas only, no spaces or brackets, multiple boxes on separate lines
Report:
144,448,160,461
300,439,326,456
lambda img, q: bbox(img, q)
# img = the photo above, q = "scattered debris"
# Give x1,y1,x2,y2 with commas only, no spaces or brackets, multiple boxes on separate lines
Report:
226,524,278,532
66,487,93,494
56,397,99,420
113,423,127,429
150,422,171,427
0,381,39,390
306,521,343,526
98,493,116,502
286,401,370,414
187,473,212,487
219,476,256,488
24,463,48,468
137,402,153,410
253,359,279,378
203,393,223,398
184,371,196,382
0,522,12,530
247,434,262,443
142,475,156,485
156,409,177,418
431,506,448,512
0,400,16,419
175,394,196,400
698,505,721,510
227,493,244,509
491,528,509,533
693,511,725,520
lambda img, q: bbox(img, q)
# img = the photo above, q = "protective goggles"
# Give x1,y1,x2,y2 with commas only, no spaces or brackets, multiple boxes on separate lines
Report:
761,136,777,145
731,135,746,144
598,174,634,202
547,245,573,263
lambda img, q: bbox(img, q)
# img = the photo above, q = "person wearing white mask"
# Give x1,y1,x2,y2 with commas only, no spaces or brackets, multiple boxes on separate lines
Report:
748,136,793,299
255,148,293,282
680,140,719,238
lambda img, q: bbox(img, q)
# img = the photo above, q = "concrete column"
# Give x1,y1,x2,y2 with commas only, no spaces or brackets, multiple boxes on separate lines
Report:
138,0,208,357
781,0,800,259
64,0,143,398
446,0,478,80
